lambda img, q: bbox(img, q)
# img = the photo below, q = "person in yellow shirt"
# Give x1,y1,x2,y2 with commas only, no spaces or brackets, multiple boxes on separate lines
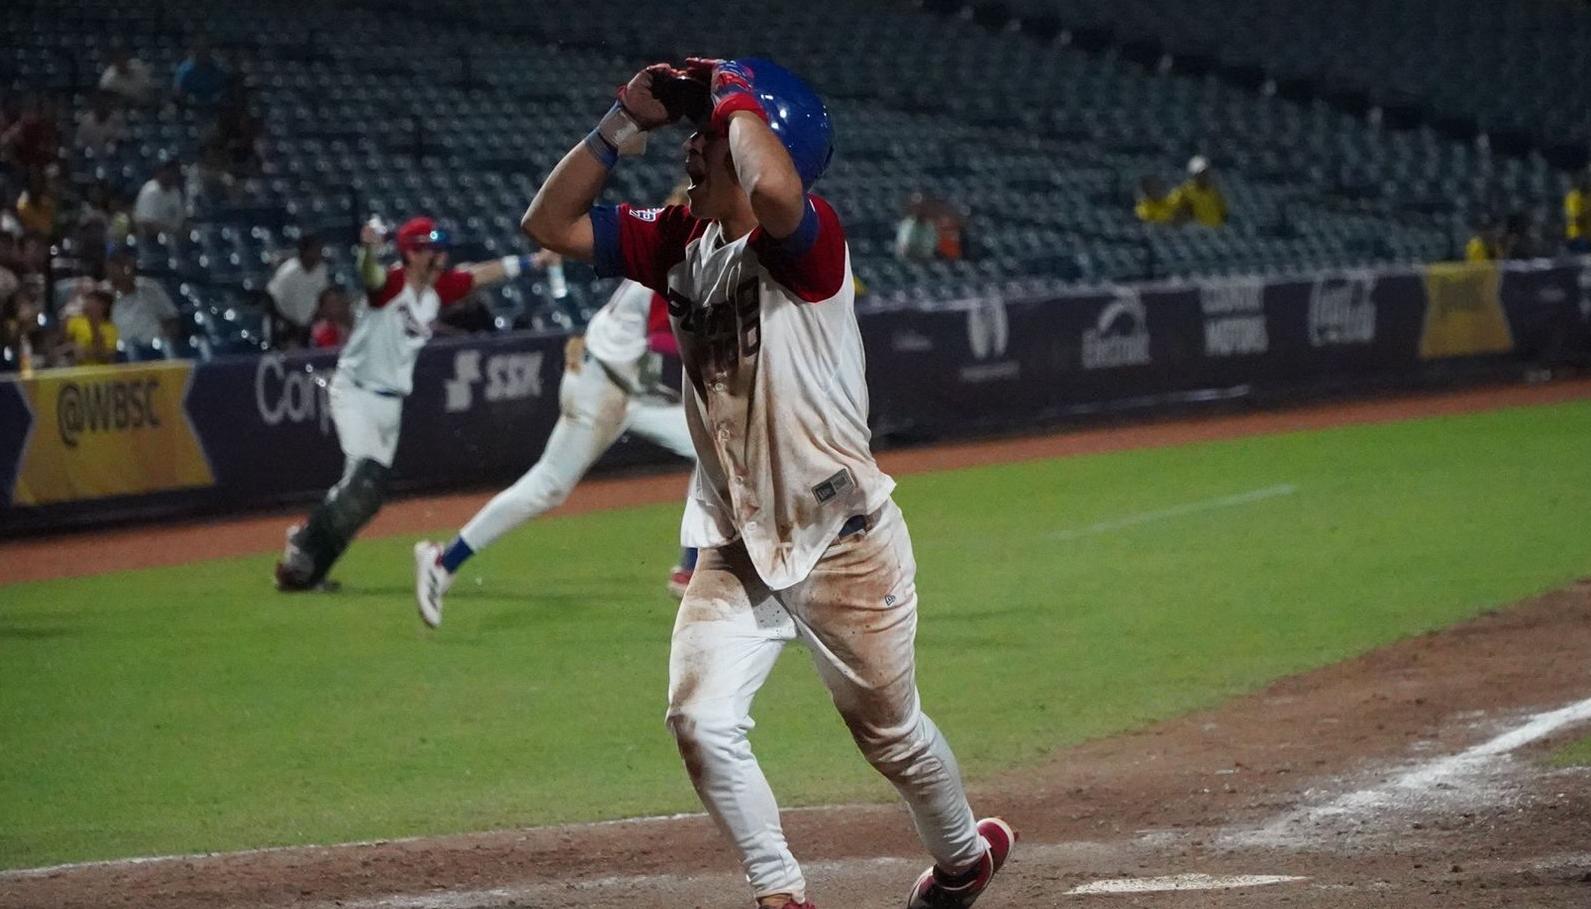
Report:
63,289,119,365
1170,156,1228,227
15,170,59,238
1565,169,1590,253
1134,175,1181,225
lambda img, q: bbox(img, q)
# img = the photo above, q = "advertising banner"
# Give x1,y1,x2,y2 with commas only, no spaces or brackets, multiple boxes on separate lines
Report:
5,362,214,507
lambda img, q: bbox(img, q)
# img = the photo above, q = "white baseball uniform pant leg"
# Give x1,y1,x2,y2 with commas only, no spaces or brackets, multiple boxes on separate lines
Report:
665,500,982,902
329,377,403,468
457,360,630,551
622,392,695,459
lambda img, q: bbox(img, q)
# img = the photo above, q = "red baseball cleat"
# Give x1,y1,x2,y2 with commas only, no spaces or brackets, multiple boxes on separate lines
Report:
906,817,1016,909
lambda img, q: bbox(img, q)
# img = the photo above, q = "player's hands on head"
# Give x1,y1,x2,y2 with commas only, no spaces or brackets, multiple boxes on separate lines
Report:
684,57,768,133
359,222,382,247
619,64,688,130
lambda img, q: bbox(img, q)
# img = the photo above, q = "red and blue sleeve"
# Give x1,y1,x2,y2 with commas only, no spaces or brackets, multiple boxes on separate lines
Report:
590,204,698,294
645,291,678,357
749,194,847,303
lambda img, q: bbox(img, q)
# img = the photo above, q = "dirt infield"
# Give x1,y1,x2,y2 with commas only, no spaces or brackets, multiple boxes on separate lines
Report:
4,378,1590,908
4,377,1591,587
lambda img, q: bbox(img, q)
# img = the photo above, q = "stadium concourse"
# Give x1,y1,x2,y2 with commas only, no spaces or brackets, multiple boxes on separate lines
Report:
4,0,1590,369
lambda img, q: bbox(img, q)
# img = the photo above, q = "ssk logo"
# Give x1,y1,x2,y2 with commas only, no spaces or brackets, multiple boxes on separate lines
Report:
628,207,662,223
255,354,332,434
55,377,161,448
1082,290,1152,369
445,349,544,413
1200,280,1268,357
1308,275,1376,347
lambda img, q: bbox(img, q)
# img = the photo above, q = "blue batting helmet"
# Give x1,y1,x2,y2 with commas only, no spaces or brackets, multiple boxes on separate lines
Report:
731,58,834,190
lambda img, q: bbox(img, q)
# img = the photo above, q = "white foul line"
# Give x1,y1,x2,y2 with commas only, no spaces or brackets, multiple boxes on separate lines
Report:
1068,873,1308,895
1308,696,1591,821
1047,484,1298,541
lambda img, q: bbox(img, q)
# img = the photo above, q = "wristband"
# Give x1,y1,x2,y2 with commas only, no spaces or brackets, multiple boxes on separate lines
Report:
500,255,530,279
584,101,647,169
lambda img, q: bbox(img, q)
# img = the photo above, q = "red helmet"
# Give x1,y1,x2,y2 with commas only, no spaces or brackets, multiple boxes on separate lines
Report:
395,216,451,253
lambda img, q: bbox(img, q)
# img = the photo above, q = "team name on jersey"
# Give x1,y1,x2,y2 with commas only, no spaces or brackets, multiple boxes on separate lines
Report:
667,279,762,374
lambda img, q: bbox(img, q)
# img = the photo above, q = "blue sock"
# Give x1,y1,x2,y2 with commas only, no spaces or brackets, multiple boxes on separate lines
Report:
440,537,474,573
679,547,698,571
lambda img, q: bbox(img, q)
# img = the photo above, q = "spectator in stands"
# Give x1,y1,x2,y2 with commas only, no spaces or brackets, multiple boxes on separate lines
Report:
1465,218,1503,261
105,245,179,347
1,275,53,374
209,85,264,177
73,180,121,278
1565,168,1590,254
1171,156,1228,228
173,39,229,109
99,46,157,105
74,92,127,153
266,235,329,346
1134,175,1181,225
15,170,60,239
0,94,61,174
187,139,237,213
895,192,938,262
309,287,352,349
1502,211,1540,259
62,288,119,366
133,159,185,238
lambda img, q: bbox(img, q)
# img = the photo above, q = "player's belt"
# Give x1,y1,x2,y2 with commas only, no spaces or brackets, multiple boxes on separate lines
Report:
349,378,404,398
838,514,867,538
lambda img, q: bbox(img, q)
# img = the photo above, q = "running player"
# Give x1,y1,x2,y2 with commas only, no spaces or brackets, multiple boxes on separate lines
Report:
518,58,1015,909
275,217,527,591
412,261,699,627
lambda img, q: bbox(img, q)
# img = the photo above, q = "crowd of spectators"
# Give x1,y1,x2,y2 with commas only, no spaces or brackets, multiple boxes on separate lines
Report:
4,35,1591,377
0,35,331,374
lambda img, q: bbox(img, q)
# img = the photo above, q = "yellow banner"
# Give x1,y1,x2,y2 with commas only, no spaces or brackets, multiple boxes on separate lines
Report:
12,362,214,506
1420,262,1514,360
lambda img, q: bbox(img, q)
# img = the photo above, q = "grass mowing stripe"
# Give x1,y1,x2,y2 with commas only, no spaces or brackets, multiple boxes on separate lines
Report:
1,401,1588,868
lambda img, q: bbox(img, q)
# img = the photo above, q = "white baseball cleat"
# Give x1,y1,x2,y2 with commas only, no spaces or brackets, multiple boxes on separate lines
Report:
413,541,452,628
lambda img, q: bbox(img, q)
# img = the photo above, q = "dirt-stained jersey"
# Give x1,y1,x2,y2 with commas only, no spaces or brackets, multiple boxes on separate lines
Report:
592,196,892,589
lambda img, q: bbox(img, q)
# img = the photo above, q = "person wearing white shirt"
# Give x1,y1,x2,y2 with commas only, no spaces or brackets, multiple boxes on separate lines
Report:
106,246,179,346
265,236,330,342
74,92,127,152
133,160,185,237
98,48,156,104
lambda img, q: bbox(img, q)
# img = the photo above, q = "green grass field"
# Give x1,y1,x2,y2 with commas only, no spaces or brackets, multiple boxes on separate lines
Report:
3,401,1589,869
1549,735,1591,767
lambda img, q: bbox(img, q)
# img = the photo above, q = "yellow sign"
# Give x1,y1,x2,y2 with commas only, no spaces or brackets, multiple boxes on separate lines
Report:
11,362,214,506
1420,262,1514,360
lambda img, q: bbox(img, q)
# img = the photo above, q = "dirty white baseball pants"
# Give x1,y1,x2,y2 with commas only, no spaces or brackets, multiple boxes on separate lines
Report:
666,500,983,902
459,355,694,551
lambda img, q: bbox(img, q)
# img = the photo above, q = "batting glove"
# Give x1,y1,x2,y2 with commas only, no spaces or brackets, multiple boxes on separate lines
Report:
684,57,768,134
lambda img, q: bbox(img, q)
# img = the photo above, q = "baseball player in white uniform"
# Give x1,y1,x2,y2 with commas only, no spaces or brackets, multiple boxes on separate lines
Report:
520,57,1015,909
275,217,527,591
412,271,699,627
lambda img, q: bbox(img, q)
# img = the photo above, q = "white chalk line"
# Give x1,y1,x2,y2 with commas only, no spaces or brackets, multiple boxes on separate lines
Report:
0,807,852,880
1233,695,1591,846
325,842,1120,909
1047,483,1298,541
1067,873,1308,895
